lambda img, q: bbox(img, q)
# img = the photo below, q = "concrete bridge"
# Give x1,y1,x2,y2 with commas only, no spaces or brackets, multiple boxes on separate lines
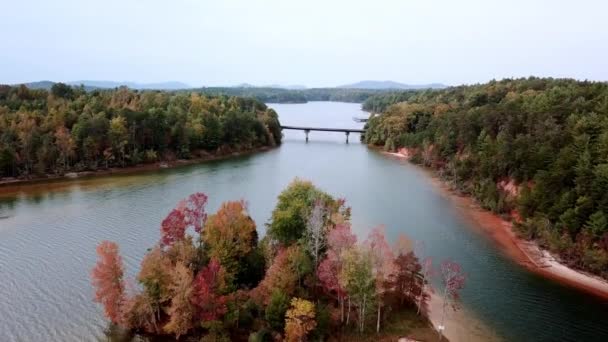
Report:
280,125,365,143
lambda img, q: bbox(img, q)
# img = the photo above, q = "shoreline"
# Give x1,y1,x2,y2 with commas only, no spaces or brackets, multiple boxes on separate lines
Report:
381,150,608,301
426,293,501,342
0,146,274,190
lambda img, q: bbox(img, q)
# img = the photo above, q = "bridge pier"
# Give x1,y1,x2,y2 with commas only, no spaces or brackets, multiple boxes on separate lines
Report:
345,131,350,144
305,129,310,143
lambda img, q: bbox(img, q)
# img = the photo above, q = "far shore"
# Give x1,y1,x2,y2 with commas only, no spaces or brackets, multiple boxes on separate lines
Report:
380,149,608,301
0,146,274,190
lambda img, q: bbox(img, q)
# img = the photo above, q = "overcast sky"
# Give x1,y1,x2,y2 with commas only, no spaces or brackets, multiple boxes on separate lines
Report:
1,0,607,87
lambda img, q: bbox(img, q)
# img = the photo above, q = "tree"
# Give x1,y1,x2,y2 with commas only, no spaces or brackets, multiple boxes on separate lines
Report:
285,298,316,342
191,258,228,321
50,82,74,99
91,241,125,324
364,226,394,333
385,252,426,308
304,199,327,271
178,192,209,234
265,290,290,332
164,263,194,338
317,223,357,324
108,116,129,166
160,208,187,247
54,126,75,171
268,179,333,245
251,245,308,305
137,247,173,320
439,260,466,339
202,200,257,288
340,247,375,333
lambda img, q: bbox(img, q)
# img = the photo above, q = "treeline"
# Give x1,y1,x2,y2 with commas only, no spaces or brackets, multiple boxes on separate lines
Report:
364,77,608,278
0,84,282,178
361,90,423,113
190,87,392,104
91,180,465,341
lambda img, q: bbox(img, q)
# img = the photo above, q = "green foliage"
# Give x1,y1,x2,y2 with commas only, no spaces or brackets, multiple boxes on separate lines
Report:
267,179,334,245
364,77,608,276
0,85,281,178
264,290,290,332
248,328,272,342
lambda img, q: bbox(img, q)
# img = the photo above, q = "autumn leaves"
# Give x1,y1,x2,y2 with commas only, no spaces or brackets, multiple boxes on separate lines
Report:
91,179,465,340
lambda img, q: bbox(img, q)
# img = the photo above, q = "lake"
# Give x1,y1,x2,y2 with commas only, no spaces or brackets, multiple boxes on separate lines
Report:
1,102,607,341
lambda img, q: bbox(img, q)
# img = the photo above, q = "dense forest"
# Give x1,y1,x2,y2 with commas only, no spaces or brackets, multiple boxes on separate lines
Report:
361,90,422,113
364,77,608,278
0,84,282,179
92,180,464,341
190,87,391,104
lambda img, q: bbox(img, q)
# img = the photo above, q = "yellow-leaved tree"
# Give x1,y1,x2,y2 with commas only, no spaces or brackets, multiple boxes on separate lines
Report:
285,297,316,342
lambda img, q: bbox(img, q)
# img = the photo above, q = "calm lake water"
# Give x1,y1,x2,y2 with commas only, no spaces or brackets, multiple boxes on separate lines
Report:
1,102,607,341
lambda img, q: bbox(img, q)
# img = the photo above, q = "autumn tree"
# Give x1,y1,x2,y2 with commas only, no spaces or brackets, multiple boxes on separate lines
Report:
251,245,311,305
178,192,209,234
91,241,125,324
340,247,375,333
364,226,394,333
202,200,258,288
164,263,195,338
160,208,187,247
385,252,426,309
137,247,173,320
54,125,75,171
191,258,228,322
317,223,357,324
285,298,316,342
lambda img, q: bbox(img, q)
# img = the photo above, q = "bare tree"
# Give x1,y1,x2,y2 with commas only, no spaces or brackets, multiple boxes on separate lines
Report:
305,199,327,271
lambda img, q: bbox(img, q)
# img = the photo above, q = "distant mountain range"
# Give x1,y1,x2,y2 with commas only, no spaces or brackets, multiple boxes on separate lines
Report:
233,83,307,90
17,80,192,90
337,80,447,90
14,80,447,91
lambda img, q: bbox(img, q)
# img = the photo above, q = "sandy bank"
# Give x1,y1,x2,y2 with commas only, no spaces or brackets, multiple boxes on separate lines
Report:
381,149,608,301
426,293,501,342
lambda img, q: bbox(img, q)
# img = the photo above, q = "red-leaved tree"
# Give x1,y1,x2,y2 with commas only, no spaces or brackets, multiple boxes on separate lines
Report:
161,192,208,247
177,192,208,233
160,208,187,247
317,223,357,324
91,241,125,324
192,258,228,321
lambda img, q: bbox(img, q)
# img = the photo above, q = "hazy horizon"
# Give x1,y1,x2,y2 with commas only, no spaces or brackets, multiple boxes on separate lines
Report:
2,0,607,87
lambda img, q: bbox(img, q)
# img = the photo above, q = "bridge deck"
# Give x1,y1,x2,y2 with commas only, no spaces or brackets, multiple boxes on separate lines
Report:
280,125,365,133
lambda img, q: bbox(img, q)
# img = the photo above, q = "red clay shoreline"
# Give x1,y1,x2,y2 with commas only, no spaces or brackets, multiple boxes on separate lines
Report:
0,146,274,190
380,149,608,302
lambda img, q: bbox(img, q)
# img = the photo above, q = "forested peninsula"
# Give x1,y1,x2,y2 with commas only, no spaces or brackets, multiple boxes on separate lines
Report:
0,84,282,181
92,180,460,341
364,77,608,279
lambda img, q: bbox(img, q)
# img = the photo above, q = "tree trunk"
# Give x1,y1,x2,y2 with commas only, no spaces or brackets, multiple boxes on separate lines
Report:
340,296,344,324
347,297,351,325
361,295,366,333
417,284,425,315
376,303,381,333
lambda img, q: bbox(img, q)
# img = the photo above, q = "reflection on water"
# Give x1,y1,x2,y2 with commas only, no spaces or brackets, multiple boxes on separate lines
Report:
0,102,607,342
